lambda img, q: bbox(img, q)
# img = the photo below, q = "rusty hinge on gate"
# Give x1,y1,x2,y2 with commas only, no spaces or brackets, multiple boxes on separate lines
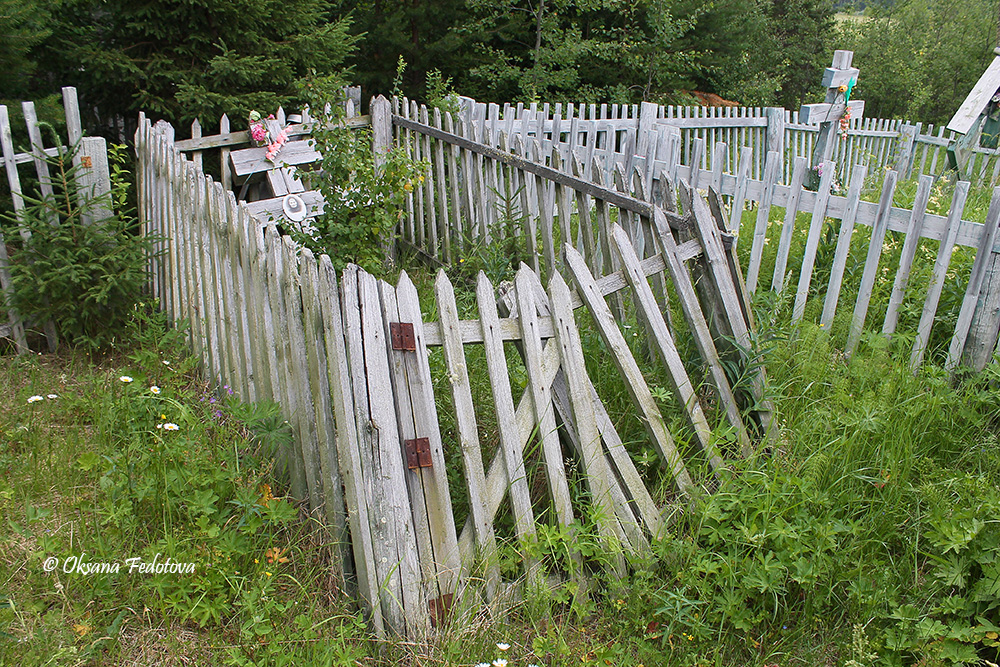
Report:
390,322,416,350
429,593,453,628
404,437,432,469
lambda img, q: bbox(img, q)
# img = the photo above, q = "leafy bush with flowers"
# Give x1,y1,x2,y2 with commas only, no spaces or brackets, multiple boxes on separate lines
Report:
289,76,426,273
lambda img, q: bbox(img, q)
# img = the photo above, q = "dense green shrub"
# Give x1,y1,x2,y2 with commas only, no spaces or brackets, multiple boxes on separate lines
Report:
3,142,154,351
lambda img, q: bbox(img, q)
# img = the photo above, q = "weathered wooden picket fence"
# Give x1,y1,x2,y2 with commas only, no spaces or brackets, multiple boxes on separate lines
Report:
0,87,112,354
449,94,1000,190
393,96,1000,372
136,92,779,638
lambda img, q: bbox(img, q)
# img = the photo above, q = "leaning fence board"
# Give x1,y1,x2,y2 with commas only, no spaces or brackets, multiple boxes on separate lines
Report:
362,268,427,635
434,270,499,597
820,165,869,328
746,152,781,293
317,257,381,631
280,236,324,514
474,273,540,582
846,170,899,357
379,277,446,616
514,267,577,527
608,226,722,470
792,160,835,323
772,157,809,293
340,266,405,634
883,175,933,336
548,271,627,573
298,248,348,551
514,268,660,549
563,247,695,498
911,181,970,369
651,209,752,455
948,188,1000,369
391,271,462,617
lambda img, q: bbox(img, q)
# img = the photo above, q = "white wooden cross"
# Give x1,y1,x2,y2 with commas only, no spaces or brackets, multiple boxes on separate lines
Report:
799,50,865,165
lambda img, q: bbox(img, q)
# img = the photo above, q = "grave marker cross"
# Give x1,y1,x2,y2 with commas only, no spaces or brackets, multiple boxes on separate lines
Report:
799,50,865,166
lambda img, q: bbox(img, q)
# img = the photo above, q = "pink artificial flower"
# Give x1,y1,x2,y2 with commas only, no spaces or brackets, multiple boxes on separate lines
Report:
251,123,267,142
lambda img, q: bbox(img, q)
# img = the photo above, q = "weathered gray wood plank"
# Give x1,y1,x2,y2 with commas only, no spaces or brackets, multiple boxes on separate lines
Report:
547,271,627,573
609,226,723,470
846,169,898,357
820,164,868,328
883,175,933,336
435,271,500,596
792,160,835,323
562,247,695,498
474,272,540,581
911,181,970,369
772,157,809,293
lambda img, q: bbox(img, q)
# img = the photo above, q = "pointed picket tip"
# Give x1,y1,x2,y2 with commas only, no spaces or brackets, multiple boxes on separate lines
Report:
546,268,573,306
299,245,316,265
433,267,455,299
395,268,418,300
475,271,496,303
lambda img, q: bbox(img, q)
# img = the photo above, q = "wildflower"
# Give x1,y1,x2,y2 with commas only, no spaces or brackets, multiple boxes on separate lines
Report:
162,360,171,366
264,571,272,577
119,376,133,383
259,484,274,504
150,386,161,395
497,643,510,651
493,660,507,667
47,394,58,399
156,424,163,429
163,423,180,431
160,414,166,420
27,395,44,403
477,663,492,667
265,547,289,564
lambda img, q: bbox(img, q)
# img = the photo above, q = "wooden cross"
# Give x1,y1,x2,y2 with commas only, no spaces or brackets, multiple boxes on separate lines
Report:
799,50,865,166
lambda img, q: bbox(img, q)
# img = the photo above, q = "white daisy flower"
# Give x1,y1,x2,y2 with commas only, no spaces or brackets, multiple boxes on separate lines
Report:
47,394,58,399
150,386,161,395
27,395,44,403
496,643,510,651
119,376,133,383
163,423,179,431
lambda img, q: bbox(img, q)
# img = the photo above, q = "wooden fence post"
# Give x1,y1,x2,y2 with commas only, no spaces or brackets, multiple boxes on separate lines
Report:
896,123,918,178
371,95,395,266
962,243,1000,371
79,136,112,225
765,107,785,178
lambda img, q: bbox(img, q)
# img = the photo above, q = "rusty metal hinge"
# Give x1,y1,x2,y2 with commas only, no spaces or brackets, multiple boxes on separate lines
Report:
390,322,416,351
429,593,453,628
404,437,432,469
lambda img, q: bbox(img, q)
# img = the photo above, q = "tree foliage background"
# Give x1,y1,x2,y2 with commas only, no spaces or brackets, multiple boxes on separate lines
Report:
838,0,999,125
1,0,998,136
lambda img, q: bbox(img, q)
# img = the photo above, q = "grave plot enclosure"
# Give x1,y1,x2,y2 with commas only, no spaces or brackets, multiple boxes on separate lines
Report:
137,103,774,638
